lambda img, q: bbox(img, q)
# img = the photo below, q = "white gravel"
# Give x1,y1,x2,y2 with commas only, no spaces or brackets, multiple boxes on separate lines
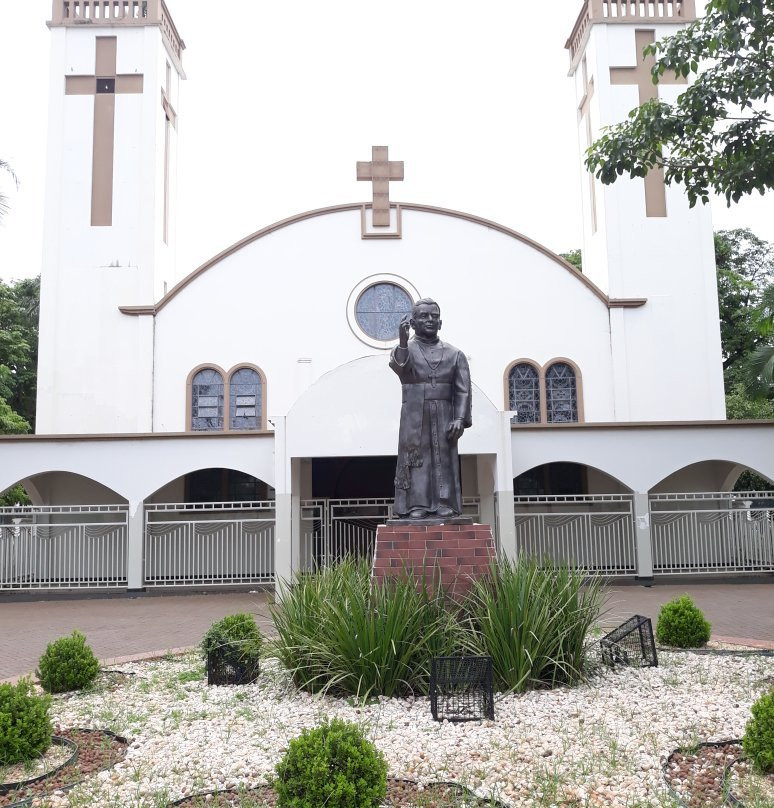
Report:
37,649,774,807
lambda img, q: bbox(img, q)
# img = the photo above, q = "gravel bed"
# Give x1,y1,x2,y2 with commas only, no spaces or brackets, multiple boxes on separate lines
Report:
30,650,774,808
0,742,73,789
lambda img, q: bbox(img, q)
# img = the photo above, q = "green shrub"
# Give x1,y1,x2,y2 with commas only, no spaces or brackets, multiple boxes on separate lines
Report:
655,595,711,648
36,630,100,693
201,613,264,666
273,718,387,808
0,678,52,765
461,556,605,692
743,690,774,773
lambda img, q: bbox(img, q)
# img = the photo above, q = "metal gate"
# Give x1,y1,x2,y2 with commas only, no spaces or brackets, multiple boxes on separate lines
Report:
300,497,481,570
513,494,637,575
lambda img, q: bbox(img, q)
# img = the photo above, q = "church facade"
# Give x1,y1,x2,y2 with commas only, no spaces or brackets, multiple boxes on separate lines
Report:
1,0,772,591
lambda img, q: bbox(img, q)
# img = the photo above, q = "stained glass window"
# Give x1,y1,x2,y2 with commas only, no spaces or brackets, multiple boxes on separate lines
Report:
355,282,413,341
546,363,578,423
191,368,224,431
229,367,262,430
508,363,540,423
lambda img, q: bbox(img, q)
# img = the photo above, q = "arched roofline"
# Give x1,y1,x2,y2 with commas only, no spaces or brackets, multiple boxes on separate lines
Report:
118,202,647,317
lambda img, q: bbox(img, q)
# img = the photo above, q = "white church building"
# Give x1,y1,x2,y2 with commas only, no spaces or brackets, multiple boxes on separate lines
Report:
1,0,772,592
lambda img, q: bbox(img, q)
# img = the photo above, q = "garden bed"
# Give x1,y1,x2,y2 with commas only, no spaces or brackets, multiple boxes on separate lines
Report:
34,648,773,807
0,729,127,807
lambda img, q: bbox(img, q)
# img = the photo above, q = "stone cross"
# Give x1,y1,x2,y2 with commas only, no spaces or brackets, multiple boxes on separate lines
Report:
578,57,597,233
65,37,144,226
609,30,687,217
357,146,404,226
161,62,177,244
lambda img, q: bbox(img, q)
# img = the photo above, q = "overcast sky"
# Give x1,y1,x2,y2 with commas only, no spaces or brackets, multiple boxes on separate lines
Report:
1,0,771,285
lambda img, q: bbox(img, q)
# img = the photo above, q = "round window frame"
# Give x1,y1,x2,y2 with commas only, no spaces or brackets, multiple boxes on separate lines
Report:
346,275,420,349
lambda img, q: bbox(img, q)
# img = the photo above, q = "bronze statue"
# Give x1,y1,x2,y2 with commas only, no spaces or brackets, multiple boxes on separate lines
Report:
390,298,472,521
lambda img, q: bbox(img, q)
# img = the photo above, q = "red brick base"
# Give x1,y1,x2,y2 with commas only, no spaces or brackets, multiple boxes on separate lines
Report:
371,523,496,597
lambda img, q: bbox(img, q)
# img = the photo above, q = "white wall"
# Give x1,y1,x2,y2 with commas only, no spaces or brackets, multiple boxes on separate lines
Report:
152,207,616,431
572,22,726,422
36,24,181,435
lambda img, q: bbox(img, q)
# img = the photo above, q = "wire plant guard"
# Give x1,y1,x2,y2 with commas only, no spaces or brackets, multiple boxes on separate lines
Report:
600,615,658,668
430,656,495,722
206,647,260,686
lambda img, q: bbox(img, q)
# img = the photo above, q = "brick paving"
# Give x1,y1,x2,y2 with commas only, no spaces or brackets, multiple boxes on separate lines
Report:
0,579,771,681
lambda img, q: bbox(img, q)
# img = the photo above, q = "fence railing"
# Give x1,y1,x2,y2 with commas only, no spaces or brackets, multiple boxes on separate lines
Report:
300,497,481,571
0,506,128,589
650,492,774,574
144,501,275,586
513,495,637,575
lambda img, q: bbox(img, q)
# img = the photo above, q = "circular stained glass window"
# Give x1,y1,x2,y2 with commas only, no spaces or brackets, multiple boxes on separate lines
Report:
355,282,413,341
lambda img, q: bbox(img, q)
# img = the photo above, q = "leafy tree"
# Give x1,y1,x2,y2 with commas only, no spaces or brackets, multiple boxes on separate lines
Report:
586,0,774,207
0,276,39,431
715,229,774,384
0,159,18,222
560,249,583,272
740,283,774,398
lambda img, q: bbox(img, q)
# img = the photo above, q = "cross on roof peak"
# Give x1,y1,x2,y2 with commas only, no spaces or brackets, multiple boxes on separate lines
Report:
356,146,404,227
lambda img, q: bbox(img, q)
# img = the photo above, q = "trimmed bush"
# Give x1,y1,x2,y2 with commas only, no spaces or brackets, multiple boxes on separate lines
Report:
655,595,711,648
36,630,100,693
273,718,387,808
201,613,264,666
743,690,774,773
0,678,52,765
461,556,605,692
271,559,460,699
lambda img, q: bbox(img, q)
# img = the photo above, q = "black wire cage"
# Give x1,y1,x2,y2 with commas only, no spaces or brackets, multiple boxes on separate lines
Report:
430,656,495,722
600,615,658,668
206,648,261,686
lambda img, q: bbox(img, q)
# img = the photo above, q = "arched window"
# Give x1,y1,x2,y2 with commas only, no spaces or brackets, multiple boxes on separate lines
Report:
229,367,262,430
508,363,540,423
191,368,224,431
545,362,578,423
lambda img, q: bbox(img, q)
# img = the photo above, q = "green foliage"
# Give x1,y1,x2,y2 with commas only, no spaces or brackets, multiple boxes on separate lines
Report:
560,249,583,272
273,718,387,808
655,595,711,648
0,483,31,507
0,159,17,222
0,678,52,765
271,559,461,699
460,557,605,692
201,613,264,666
0,275,39,432
743,689,774,773
36,630,101,693
586,1,774,206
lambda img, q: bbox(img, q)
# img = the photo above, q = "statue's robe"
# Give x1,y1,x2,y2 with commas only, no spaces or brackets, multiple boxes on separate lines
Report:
390,338,472,517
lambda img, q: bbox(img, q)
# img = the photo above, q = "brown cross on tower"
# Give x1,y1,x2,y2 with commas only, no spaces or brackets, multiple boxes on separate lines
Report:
65,37,144,226
609,30,686,217
578,57,597,233
357,146,404,226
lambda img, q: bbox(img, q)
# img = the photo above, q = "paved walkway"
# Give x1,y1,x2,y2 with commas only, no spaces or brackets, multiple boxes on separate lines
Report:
1,579,772,681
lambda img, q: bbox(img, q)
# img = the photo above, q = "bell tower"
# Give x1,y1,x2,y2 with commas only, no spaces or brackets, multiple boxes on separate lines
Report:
37,0,184,434
566,0,725,422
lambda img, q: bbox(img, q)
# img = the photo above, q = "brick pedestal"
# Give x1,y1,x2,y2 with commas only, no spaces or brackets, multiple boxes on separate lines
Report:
372,523,496,597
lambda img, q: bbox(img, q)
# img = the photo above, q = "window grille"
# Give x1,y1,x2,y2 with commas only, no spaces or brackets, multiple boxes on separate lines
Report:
191,368,224,431
545,362,578,422
508,363,540,423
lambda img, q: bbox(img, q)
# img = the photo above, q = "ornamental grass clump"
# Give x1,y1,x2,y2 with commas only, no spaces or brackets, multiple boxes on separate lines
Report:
201,613,264,666
273,718,387,808
36,630,100,694
461,556,605,692
271,558,460,699
743,690,774,774
655,594,711,648
0,678,52,765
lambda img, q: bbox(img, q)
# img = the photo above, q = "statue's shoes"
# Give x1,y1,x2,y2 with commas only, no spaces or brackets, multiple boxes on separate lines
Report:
408,508,429,518
435,506,457,518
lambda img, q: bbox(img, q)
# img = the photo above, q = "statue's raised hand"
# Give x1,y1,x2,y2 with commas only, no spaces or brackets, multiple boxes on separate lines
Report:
398,316,411,348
